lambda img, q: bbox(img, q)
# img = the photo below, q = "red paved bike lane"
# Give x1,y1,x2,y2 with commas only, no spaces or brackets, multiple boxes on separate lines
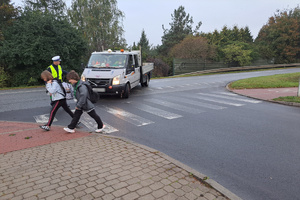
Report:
0,121,91,154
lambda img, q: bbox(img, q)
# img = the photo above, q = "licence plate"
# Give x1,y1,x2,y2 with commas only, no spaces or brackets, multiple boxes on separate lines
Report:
93,88,105,92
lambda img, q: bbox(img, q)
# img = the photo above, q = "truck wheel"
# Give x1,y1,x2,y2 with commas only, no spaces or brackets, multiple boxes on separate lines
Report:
143,75,149,87
121,83,130,99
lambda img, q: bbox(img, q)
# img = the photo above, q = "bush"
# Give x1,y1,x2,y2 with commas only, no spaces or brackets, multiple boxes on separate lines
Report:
27,77,39,86
0,67,11,88
147,58,169,77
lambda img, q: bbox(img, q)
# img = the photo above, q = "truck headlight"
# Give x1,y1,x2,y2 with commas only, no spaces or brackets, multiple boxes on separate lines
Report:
81,74,86,81
112,75,120,85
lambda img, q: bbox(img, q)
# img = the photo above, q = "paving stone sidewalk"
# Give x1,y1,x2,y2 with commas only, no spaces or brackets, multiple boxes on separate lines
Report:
0,123,239,200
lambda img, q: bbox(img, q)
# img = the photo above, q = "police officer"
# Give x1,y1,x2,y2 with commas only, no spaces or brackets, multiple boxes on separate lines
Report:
47,56,68,106
47,56,68,83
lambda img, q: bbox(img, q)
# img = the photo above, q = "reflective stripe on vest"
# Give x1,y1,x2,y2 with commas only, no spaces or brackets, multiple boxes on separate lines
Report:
49,65,62,81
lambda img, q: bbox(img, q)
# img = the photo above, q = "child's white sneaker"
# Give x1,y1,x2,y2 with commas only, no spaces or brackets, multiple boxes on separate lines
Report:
63,127,75,133
95,125,106,133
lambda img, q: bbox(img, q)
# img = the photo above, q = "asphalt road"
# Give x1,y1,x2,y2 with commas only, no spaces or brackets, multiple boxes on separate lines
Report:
1,68,300,200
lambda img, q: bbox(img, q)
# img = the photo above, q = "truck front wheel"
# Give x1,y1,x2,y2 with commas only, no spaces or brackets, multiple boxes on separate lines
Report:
120,83,130,99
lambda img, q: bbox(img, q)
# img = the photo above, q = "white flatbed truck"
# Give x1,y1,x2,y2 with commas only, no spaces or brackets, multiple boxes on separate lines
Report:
82,49,154,98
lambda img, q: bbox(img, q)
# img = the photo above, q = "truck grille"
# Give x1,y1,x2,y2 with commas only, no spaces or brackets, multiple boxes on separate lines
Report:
87,78,111,86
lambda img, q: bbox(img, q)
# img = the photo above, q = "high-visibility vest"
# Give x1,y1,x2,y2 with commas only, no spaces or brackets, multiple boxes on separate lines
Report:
49,65,62,81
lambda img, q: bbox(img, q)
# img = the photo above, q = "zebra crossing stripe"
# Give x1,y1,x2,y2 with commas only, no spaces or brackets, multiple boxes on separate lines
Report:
194,95,244,106
33,114,57,124
103,106,154,127
198,93,261,103
145,99,205,114
135,104,182,119
168,96,226,110
216,92,239,96
80,112,118,133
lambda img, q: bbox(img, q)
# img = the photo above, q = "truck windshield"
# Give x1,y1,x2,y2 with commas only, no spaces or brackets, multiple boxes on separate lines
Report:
88,54,127,68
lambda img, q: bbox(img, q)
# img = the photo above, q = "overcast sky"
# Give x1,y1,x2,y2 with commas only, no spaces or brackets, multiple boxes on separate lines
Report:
11,0,300,47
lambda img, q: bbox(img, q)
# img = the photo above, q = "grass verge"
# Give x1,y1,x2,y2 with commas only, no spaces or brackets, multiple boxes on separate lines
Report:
273,96,300,103
229,72,300,89
229,72,300,103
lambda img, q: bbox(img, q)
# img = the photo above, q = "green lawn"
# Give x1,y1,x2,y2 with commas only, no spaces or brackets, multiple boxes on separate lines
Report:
229,72,300,89
273,96,300,103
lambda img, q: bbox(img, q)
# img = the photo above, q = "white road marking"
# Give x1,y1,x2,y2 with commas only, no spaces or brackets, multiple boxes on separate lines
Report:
80,112,118,133
145,99,205,114
198,92,261,103
33,114,57,124
216,92,239,96
194,95,244,107
135,104,182,119
0,89,45,95
103,106,154,126
169,96,226,110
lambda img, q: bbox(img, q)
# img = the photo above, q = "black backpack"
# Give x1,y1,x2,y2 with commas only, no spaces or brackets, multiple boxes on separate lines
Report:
82,82,99,103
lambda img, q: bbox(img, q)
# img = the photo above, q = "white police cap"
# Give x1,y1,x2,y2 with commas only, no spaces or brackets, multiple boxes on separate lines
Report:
52,56,61,61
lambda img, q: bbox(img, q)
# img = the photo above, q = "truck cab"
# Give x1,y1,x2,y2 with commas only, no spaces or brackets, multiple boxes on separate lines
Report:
82,49,153,98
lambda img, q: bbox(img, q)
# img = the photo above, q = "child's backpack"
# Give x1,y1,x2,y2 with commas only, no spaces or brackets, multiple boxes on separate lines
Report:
62,82,74,100
83,82,99,103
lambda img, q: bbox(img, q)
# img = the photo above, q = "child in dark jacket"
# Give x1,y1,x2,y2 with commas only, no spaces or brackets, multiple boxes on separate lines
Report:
40,70,74,131
63,70,105,133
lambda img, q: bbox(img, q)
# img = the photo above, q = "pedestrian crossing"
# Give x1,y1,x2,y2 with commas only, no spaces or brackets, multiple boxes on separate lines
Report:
135,81,227,95
33,91,262,134
134,103,182,119
144,98,205,114
102,106,154,127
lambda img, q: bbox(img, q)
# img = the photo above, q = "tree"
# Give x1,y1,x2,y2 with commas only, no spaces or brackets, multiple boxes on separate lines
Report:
68,0,126,54
24,0,67,17
201,25,253,46
0,10,87,86
138,29,150,51
170,35,216,60
222,42,253,67
0,0,19,86
0,0,19,41
255,7,300,63
138,29,150,61
159,5,202,56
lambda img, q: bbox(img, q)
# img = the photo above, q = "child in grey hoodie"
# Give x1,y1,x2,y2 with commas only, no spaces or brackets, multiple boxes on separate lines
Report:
63,70,105,133
40,70,74,131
